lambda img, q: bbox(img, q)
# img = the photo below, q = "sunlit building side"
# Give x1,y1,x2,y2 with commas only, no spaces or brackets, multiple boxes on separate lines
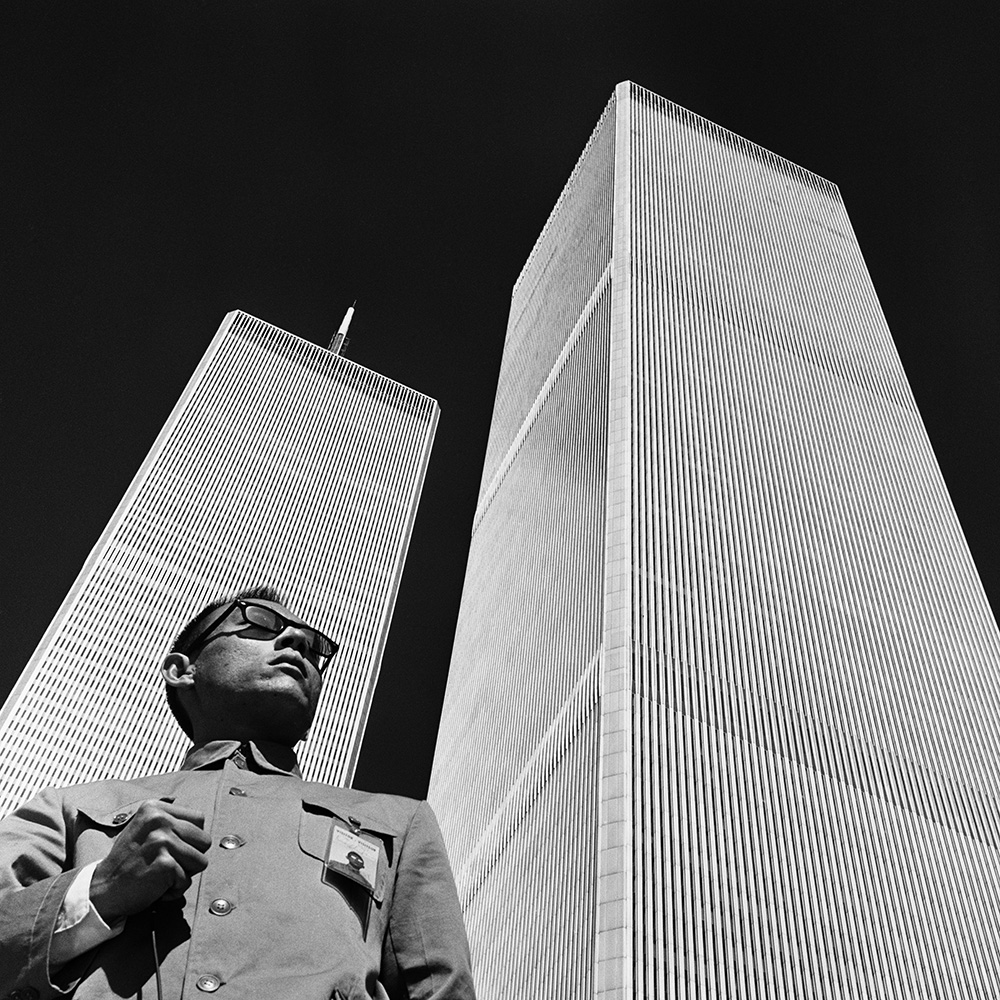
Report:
429,81,1000,998
0,310,438,816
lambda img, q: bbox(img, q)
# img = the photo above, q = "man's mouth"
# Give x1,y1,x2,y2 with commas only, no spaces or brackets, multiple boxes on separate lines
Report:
272,654,309,679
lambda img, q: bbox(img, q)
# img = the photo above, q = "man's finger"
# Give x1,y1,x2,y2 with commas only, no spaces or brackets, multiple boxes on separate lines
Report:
166,835,211,876
159,859,193,901
153,799,206,828
166,816,213,853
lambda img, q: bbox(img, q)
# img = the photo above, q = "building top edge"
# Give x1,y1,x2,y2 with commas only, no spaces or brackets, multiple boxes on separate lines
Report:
510,83,842,298
627,82,841,198
226,310,440,409
510,91,618,298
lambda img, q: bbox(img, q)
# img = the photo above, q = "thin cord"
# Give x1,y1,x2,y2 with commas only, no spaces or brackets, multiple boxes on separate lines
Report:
151,911,164,1000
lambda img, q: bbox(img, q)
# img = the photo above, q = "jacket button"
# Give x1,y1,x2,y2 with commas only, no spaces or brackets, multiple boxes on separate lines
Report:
219,835,244,850
196,975,221,992
9,990,40,1000
209,897,234,916
228,787,247,797
112,813,129,824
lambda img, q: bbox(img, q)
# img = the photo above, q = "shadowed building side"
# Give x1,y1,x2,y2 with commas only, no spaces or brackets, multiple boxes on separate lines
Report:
429,82,1000,999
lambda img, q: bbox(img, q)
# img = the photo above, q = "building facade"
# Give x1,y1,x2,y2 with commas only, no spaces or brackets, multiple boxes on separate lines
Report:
0,310,438,817
429,82,1000,998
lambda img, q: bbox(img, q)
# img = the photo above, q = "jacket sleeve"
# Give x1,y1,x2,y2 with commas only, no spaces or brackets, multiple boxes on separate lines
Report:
0,786,82,997
382,800,476,999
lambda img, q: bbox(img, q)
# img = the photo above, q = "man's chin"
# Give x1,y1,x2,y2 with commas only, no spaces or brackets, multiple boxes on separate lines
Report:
245,705,316,748
262,674,317,708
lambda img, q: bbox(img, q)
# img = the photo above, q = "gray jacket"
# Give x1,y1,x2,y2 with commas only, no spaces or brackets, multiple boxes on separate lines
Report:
0,740,475,999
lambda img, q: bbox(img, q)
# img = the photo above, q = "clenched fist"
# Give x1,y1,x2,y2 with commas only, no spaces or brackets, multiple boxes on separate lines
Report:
90,799,211,923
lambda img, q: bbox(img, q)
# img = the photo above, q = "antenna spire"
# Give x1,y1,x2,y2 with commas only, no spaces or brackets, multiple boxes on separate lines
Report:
329,300,356,354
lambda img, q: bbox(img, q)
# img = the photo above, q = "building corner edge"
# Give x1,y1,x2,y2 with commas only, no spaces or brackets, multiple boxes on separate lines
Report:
593,81,635,1000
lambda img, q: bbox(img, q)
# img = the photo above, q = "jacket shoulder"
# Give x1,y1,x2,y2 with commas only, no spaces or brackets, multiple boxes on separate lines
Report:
19,772,181,817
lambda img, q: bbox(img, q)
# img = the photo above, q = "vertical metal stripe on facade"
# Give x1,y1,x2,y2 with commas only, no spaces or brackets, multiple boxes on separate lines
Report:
430,81,1000,998
0,312,438,816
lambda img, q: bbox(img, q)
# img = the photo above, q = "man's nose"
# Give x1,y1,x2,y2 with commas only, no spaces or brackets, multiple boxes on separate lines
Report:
275,626,311,656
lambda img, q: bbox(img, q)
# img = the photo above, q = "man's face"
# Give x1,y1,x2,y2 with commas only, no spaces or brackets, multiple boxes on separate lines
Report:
185,599,324,745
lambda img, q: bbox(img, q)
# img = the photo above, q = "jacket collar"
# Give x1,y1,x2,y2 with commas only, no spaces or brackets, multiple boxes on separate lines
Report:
181,739,302,777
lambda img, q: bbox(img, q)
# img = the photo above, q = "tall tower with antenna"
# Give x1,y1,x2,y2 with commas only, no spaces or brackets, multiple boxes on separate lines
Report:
429,82,1000,998
0,309,438,816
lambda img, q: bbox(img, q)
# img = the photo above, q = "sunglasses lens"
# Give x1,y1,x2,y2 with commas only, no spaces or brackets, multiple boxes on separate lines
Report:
237,604,284,641
244,604,280,630
305,631,329,657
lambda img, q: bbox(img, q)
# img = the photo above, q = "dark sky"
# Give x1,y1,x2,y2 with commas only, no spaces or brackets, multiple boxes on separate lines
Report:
3,2,996,800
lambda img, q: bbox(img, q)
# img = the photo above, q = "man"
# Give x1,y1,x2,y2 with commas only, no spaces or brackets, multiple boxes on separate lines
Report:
0,586,475,999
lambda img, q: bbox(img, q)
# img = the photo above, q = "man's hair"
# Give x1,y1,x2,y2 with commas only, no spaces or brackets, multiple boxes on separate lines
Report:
165,585,286,739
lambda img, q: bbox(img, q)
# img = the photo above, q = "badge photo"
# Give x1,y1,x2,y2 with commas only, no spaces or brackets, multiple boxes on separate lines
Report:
325,822,381,893
322,819,387,937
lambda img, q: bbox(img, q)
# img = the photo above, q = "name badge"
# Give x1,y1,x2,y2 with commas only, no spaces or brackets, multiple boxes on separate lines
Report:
325,822,381,894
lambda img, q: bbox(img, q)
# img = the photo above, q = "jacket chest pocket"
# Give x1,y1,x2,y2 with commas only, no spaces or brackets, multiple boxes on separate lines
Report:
299,798,396,937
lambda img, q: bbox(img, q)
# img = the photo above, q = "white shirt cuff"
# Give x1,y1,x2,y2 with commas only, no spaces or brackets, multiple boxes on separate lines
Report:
51,862,125,967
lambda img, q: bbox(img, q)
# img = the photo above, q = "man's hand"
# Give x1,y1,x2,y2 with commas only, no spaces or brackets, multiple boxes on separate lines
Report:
90,799,211,923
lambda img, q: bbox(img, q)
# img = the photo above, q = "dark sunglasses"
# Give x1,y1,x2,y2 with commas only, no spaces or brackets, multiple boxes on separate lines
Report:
184,599,339,673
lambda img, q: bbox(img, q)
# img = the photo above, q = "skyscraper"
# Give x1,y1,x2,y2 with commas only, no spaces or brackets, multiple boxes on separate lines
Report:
429,82,1000,997
0,310,438,817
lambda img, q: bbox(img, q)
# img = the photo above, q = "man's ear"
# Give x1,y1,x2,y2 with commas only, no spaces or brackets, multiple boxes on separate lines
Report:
161,652,195,690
